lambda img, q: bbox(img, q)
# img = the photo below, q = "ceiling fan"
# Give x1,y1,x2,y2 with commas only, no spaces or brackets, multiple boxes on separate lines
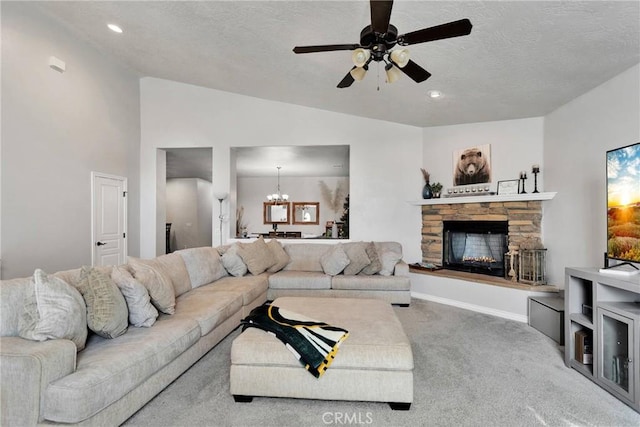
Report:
293,0,472,88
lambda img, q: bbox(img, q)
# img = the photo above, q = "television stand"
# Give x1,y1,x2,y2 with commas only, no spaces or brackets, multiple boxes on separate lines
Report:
565,267,640,413
602,262,638,270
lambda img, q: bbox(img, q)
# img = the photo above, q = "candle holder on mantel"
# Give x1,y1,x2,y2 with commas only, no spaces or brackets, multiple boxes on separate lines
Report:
518,171,528,194
532,164,540,193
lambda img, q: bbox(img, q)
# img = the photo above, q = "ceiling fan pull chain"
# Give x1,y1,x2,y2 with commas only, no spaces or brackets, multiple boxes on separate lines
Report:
377,63,380,91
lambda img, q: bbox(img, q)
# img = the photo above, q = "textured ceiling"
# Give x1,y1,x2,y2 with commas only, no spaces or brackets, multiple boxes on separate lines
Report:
34,1,640,128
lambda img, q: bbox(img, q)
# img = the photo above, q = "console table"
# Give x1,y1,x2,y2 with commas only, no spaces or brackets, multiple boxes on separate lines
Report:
564,267,640,413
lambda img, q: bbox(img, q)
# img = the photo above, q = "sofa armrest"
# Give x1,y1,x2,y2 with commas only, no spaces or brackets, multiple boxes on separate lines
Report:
0,336,77,425
394,261,409,277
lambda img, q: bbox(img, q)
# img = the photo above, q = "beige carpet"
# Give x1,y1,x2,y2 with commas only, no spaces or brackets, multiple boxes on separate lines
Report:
124,299,640,427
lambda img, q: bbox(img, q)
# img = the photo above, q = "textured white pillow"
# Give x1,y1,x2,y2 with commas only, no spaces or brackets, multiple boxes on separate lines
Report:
128,257,176,314
18,269,88,351
222,244,248,277
77,266,129,338
178,247,228,288
360,242,382,275
320,244,351,276
343,243,371,275
267,239,290,273
379,249,403,276
111,266,158,327
238,237,276,275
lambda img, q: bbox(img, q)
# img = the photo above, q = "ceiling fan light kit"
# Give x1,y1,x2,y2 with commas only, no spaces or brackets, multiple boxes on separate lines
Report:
293,0,472,88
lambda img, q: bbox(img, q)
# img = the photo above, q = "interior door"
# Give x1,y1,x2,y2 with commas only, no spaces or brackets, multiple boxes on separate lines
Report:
92,172,127,266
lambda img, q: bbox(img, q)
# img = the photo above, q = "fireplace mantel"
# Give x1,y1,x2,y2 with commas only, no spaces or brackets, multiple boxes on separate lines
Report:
408,191,556,206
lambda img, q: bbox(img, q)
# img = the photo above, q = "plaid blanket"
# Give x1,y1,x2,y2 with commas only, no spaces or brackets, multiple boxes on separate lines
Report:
241,304,349,378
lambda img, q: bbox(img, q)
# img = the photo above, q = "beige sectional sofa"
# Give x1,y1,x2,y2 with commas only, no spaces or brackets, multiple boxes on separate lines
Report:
0,240,409,426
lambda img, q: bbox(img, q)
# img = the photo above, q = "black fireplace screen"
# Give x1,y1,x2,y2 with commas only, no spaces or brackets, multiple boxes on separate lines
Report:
443,221,508,277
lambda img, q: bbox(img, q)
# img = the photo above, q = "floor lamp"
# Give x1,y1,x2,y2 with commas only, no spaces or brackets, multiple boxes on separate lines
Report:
214,192,228,246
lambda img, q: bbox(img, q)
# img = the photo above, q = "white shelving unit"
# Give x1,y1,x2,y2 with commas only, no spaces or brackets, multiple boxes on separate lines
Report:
564,267,640,413
408,192,556,206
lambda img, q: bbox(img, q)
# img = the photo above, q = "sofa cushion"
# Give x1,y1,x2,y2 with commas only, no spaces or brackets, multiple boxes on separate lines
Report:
321,244,351,276
174,288,243,335
222,244,248,277
18,269,88,351
238,237,276,275
283,244,331,272
206,274,268,306
128,257,176,315
177,247,228,289
378,249,403,276
111,266,158,327
266,239,290,273
269,271,331,290
152,253,191,297
43,315,200,424
77,266,128,339
331,275,411,291
360,242,382,275
343,242,371,275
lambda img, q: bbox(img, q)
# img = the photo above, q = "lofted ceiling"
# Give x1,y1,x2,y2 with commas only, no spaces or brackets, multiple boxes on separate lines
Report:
29,1,639,179
33,1,639,129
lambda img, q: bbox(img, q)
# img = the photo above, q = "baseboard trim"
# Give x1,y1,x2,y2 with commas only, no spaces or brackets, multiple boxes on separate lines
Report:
411,291,528,323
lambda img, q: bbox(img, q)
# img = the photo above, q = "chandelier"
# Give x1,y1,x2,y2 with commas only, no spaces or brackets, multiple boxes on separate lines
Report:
266,166,289,203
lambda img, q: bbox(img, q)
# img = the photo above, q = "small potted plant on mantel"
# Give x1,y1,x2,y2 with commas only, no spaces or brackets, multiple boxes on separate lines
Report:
430,182,443,198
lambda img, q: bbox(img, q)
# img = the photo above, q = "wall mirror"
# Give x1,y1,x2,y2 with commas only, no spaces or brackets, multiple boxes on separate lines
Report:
263,202,290,224
292,202,319,225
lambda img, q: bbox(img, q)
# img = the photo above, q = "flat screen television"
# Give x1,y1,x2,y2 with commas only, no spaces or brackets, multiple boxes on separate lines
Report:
606,142,640,266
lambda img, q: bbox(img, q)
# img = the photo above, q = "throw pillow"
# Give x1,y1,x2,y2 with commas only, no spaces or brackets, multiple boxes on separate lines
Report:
237,237,276,275
18,269,88,351
222,244,248,277
111,266,158,327
178,247,228,288
360,242,382,275
267,239,290,273
379,249,403,276
320,244,351,276
77,266,129,339
128,257,176,314
343,243,371,275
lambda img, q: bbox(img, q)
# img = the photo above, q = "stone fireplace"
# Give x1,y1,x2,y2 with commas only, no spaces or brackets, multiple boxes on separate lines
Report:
421,200,543,277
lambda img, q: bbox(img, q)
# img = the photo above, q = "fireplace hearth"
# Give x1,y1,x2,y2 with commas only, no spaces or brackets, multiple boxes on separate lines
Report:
443,221,508,277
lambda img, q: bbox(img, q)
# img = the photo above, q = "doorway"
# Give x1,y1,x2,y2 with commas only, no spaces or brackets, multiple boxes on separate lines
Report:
162,148,213,253
91,172,127,266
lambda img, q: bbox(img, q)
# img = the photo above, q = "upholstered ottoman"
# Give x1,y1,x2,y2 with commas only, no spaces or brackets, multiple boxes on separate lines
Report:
230,297,413,409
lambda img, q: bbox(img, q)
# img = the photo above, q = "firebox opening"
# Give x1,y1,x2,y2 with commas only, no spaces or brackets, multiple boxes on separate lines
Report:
443,220,508,277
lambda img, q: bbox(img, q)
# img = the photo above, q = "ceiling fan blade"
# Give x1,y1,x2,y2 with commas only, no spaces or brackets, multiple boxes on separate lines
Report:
370,0,394,34
398,18,472,45
399,60,431,83
293,44,360,54
337,67,356,88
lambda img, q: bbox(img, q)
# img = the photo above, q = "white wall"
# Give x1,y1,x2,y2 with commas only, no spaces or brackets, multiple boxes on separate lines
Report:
166,178,212,251
238,176,348,237
140,78,423,261
422,117,545,193
0,3,141,279
544,63,640,283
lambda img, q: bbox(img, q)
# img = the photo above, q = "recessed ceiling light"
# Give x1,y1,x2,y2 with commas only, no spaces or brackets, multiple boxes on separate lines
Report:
428,90,442,99
107,24,123,33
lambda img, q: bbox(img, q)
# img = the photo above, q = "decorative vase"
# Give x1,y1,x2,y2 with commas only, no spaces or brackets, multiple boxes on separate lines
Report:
422,183,433,199
331,222,338,239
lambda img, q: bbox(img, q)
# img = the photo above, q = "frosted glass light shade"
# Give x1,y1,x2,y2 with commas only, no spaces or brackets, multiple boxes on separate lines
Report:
351,48,371,67
385,65,402,83
390,49,410,68
350,67,367,81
